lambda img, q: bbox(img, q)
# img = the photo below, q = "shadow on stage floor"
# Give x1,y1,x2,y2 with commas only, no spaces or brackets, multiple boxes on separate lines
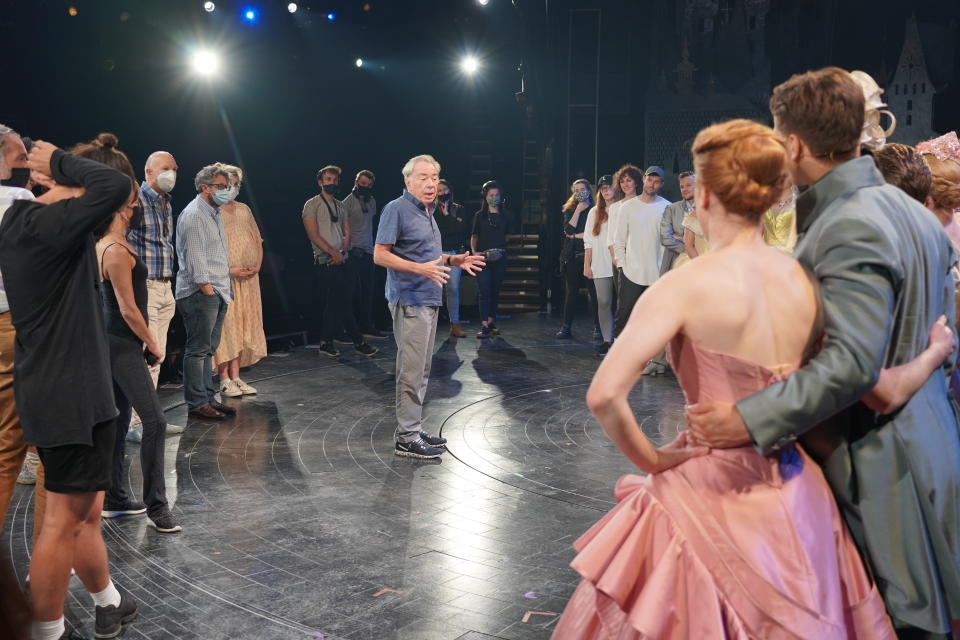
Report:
5,313,686,640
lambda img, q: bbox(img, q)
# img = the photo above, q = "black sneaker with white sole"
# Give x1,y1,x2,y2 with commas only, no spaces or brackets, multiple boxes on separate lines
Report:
354,341,378,357
318,341,340,358
420,431,447,447
395,439,444,459
150,510,183,533
101,499,146,519
95,592,137,639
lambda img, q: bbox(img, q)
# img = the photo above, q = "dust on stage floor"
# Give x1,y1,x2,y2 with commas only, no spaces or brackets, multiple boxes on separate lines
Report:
5,314,687,640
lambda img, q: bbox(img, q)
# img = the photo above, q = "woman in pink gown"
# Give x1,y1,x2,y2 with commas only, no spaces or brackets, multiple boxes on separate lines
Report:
553,120,914,640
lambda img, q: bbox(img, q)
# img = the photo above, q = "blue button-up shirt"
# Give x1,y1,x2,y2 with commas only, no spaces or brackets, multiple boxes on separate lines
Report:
175,195,232,303
376,190,443,307
129,183,175,279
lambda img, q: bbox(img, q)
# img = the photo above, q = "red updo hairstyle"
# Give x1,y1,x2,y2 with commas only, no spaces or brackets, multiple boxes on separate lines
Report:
691,119,788,218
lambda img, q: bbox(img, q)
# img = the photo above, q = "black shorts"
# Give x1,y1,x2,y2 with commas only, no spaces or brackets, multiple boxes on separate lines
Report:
36,419,116,494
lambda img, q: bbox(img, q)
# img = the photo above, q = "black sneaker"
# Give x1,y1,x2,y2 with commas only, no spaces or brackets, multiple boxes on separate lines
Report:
353,341,379,357
596,341,611,356
489,323,501,335
59,629,89,640
361,328,386,339
95,592,137,639
101,499,146,519
334,333,353,345
476,324,491,339
592,327,602,341
395,439,444,459
318,341,340,358
150,510,183,533
420,431,447,447
555,326,572,339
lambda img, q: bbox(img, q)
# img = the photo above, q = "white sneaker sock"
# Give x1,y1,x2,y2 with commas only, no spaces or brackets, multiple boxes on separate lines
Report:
90,579,121,608
31,617,64,640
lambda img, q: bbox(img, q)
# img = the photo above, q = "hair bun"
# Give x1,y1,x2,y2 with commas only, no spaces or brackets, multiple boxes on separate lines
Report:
95,132,119,149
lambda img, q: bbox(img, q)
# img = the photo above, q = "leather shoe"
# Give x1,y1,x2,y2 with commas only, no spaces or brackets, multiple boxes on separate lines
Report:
210,401,237,415
188,404,225,419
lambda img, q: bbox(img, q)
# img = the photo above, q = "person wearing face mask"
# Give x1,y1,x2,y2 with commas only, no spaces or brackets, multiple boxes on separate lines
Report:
556,178,598,340
174,164,239,421
0,124,41,534
435,179,468,337
95,165,181,533
302,165,378,358
471,181,512,338
211,164,267,399
125,150,184,443
341,169,385,340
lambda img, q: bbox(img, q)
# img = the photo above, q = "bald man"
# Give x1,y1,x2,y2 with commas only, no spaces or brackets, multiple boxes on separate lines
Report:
123,151,184,443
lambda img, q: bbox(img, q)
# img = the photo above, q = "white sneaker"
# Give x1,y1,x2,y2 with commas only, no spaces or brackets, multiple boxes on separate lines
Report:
219,379,243,398
234,379,257,395
165,423,186,435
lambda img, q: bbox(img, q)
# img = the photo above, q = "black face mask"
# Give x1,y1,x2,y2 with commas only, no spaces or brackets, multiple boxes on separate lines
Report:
1,167,30,189
322,183,339,196
129,205,144,229
438,193,452,204
355,185,373,199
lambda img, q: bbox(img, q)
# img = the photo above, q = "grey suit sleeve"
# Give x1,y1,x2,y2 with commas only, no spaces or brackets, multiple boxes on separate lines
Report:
737,216,899,455
660,205,684,253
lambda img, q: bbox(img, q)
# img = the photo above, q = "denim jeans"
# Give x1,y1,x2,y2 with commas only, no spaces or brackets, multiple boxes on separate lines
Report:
177,291,227,410
443,250,463,324
478,257,507,321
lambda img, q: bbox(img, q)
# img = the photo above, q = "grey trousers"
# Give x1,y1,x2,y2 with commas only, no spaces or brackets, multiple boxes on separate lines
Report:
390,303,439,443
593,276,614,343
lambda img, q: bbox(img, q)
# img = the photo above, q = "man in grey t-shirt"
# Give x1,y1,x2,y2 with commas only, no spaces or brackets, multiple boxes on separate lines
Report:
374,154,484,459
341,169,383,338
302,165,377,358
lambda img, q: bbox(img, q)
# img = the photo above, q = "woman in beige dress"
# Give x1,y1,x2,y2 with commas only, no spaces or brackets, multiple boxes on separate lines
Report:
214,165,267,397
673,210,709,268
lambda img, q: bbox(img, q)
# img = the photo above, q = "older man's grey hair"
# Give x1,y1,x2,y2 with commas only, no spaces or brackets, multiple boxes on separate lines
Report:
144,151,174,177
401,154,441,179
0,124,19,179
194,164,230,192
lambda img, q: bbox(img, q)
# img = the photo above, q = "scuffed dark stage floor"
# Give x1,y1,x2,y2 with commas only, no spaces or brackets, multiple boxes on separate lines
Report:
5,313,687,640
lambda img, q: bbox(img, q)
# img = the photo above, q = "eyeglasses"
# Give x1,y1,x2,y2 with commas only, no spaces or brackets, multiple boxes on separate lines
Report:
205,183,230,191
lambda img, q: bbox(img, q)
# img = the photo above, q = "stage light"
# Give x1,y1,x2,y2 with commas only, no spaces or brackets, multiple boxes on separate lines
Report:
355,58,363,68
68,6,78,16
287,2,298,12
190,49,221,76
461,55,480,75
326,12,336,21
243,8,258,22
477,0,490,5
203,1,215,12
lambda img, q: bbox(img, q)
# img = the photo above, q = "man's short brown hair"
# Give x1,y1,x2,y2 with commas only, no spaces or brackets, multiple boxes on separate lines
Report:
317,164,341,181
769,67,864,162
873,143,932,204
356,169,375,182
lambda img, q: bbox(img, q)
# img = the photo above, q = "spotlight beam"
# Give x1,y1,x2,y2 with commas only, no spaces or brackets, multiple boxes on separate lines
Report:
191,50,221,76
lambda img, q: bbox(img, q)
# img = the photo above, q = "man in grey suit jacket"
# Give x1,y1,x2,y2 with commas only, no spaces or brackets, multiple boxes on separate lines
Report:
659,171,695,274
689,67,960,637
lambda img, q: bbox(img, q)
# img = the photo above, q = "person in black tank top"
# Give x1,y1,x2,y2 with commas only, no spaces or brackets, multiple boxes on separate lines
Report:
95,183,182,534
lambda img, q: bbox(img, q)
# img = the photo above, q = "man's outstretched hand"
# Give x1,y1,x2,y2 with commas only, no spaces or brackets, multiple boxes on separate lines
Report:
685,402,752,449
452,251,485,276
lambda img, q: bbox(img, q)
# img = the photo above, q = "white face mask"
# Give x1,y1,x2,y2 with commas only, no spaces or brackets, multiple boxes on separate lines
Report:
224,186,240,203
155,170,176,193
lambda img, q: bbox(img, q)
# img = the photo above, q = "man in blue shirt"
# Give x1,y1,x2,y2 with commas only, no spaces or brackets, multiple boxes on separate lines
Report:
175,164,237,420
375,154,484,459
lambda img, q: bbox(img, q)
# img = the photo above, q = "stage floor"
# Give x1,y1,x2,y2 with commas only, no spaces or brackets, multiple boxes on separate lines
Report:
6,313,687,640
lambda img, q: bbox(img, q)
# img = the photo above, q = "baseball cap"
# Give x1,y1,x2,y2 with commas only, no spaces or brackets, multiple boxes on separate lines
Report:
644,166,665,178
